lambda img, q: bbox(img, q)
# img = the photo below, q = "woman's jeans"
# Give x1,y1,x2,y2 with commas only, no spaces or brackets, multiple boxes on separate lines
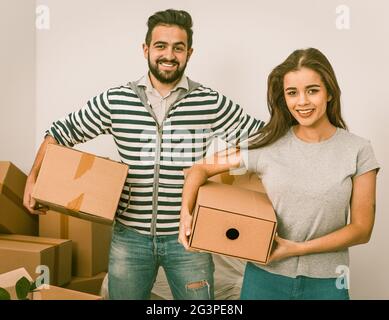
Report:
108,221,215,300
241,262,350,300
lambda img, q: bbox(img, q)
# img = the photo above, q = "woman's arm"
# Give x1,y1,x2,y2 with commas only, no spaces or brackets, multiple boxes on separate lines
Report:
178,148,242,249
269,169,378,262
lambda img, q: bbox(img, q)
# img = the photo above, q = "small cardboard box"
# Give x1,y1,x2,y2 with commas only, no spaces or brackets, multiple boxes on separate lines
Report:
0,238,56,284
0,234,72,286
0,161,38,235
0,268,102,300
39,211,112,277
189,172,277,265
63,272,106,296
32,144,128,225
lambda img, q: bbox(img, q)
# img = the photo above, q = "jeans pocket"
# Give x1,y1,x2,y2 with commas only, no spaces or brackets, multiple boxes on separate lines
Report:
114,221,128,235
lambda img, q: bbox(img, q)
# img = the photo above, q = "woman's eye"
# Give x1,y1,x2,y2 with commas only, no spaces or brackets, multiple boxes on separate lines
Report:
308,89,319,94
286,91,296,96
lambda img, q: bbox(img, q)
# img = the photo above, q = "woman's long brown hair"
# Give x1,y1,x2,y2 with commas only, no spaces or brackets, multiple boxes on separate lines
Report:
248,48,348,150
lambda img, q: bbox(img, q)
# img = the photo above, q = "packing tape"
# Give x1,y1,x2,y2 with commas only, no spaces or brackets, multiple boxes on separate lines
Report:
74,153,95,179
66,193,85,212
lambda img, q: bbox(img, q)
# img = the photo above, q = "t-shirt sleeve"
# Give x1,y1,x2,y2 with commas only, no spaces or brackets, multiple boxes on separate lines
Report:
355,141,380,177
240,147,261,173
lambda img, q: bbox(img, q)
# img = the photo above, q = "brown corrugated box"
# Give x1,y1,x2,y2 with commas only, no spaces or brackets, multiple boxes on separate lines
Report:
39,210,112,277
32,144,128,225
0,234,72,286
189,171,277,265
0,239,56,284
0,268,102,300
0,161,38,235
63,272,106,295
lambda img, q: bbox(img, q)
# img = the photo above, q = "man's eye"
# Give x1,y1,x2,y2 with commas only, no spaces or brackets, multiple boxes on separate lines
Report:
155,45,165,49
174,47,184,52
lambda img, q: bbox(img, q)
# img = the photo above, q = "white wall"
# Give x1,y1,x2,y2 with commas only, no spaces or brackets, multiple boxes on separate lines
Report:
4,0,389,298
0,0,36,173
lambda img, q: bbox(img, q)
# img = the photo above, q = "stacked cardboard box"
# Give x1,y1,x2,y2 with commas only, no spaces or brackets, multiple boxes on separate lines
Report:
0,146,128,299
63,272,106,296
0,161,38,235
39,211,112,277
30,145,129,295
0,234,72,286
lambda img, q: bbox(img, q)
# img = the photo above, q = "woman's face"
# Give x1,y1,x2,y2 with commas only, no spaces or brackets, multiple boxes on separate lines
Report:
283,67,331,128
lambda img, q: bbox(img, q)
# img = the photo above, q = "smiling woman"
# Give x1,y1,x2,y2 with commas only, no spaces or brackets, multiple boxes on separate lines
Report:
179,47,380,300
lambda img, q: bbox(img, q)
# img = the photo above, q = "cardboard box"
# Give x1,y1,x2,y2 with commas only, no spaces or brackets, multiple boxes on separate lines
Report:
32,144,128,225
0,161,38,235
0,234,72,286
0,268,102,300
63,272,106,295
0,238,56,284
189,172,277,265
39,210,112,277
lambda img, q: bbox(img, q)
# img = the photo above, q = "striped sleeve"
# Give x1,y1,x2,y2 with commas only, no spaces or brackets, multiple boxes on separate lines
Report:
211,92,265,147
45,90,112,146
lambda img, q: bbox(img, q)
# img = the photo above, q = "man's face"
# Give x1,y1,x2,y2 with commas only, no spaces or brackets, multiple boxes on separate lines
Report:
143,24,193,84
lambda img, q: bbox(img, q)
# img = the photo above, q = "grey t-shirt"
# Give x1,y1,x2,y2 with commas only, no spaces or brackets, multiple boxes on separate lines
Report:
241,127,380,278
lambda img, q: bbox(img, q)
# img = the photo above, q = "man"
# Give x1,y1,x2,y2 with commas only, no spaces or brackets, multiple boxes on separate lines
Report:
23,9,264,299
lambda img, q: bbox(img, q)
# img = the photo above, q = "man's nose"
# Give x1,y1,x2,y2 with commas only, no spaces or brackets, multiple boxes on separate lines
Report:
164,47,175,60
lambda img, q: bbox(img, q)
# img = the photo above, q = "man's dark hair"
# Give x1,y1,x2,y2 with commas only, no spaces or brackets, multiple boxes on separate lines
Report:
145,9,193,48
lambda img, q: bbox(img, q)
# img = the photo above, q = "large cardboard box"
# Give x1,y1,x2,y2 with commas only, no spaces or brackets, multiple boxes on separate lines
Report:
63,272,106,295
39,210,112,277
189,172,277,265
0,161,38,235
0,268,102,300
0,234,72,286
0,239,56,284
32,144,128,225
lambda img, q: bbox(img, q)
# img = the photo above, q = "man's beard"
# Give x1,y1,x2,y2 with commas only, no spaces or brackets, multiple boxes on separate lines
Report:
148,55,188,84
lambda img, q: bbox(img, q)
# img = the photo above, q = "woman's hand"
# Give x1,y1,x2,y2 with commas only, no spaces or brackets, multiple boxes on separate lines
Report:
178,208,193,250
268,235,302,263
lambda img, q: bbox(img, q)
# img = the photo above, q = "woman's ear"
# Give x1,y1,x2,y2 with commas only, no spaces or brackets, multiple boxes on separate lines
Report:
327,94,333,102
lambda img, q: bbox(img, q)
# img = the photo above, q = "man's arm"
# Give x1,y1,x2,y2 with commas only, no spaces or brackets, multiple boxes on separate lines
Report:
23,135,58,214
211,93,265,147
23,89,113,214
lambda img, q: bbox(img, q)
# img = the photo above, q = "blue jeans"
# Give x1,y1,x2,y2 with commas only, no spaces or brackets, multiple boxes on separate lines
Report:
241,262,350,300
108,221,215,300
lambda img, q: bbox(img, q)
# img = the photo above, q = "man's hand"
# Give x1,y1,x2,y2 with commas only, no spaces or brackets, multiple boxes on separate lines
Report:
23,177,48,215
178,208,193,250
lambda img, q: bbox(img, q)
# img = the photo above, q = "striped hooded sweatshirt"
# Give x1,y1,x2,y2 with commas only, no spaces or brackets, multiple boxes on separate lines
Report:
46,77,264,235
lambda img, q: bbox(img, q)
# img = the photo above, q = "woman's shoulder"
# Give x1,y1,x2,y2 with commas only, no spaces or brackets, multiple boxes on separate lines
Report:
336,129,373,148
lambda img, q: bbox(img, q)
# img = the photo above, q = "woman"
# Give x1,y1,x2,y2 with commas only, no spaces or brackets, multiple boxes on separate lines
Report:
178,48,380,300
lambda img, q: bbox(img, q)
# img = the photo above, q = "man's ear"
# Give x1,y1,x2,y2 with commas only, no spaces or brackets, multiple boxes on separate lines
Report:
143,43,149,59
187,47,194,61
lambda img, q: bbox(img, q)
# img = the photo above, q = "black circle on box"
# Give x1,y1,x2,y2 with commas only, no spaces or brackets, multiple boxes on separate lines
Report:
226,228,239,240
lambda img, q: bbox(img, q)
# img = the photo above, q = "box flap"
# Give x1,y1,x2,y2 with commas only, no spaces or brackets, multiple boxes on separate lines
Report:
196,181,276,222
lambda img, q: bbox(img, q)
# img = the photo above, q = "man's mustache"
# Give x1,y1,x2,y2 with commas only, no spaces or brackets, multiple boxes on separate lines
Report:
157,59,179,65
